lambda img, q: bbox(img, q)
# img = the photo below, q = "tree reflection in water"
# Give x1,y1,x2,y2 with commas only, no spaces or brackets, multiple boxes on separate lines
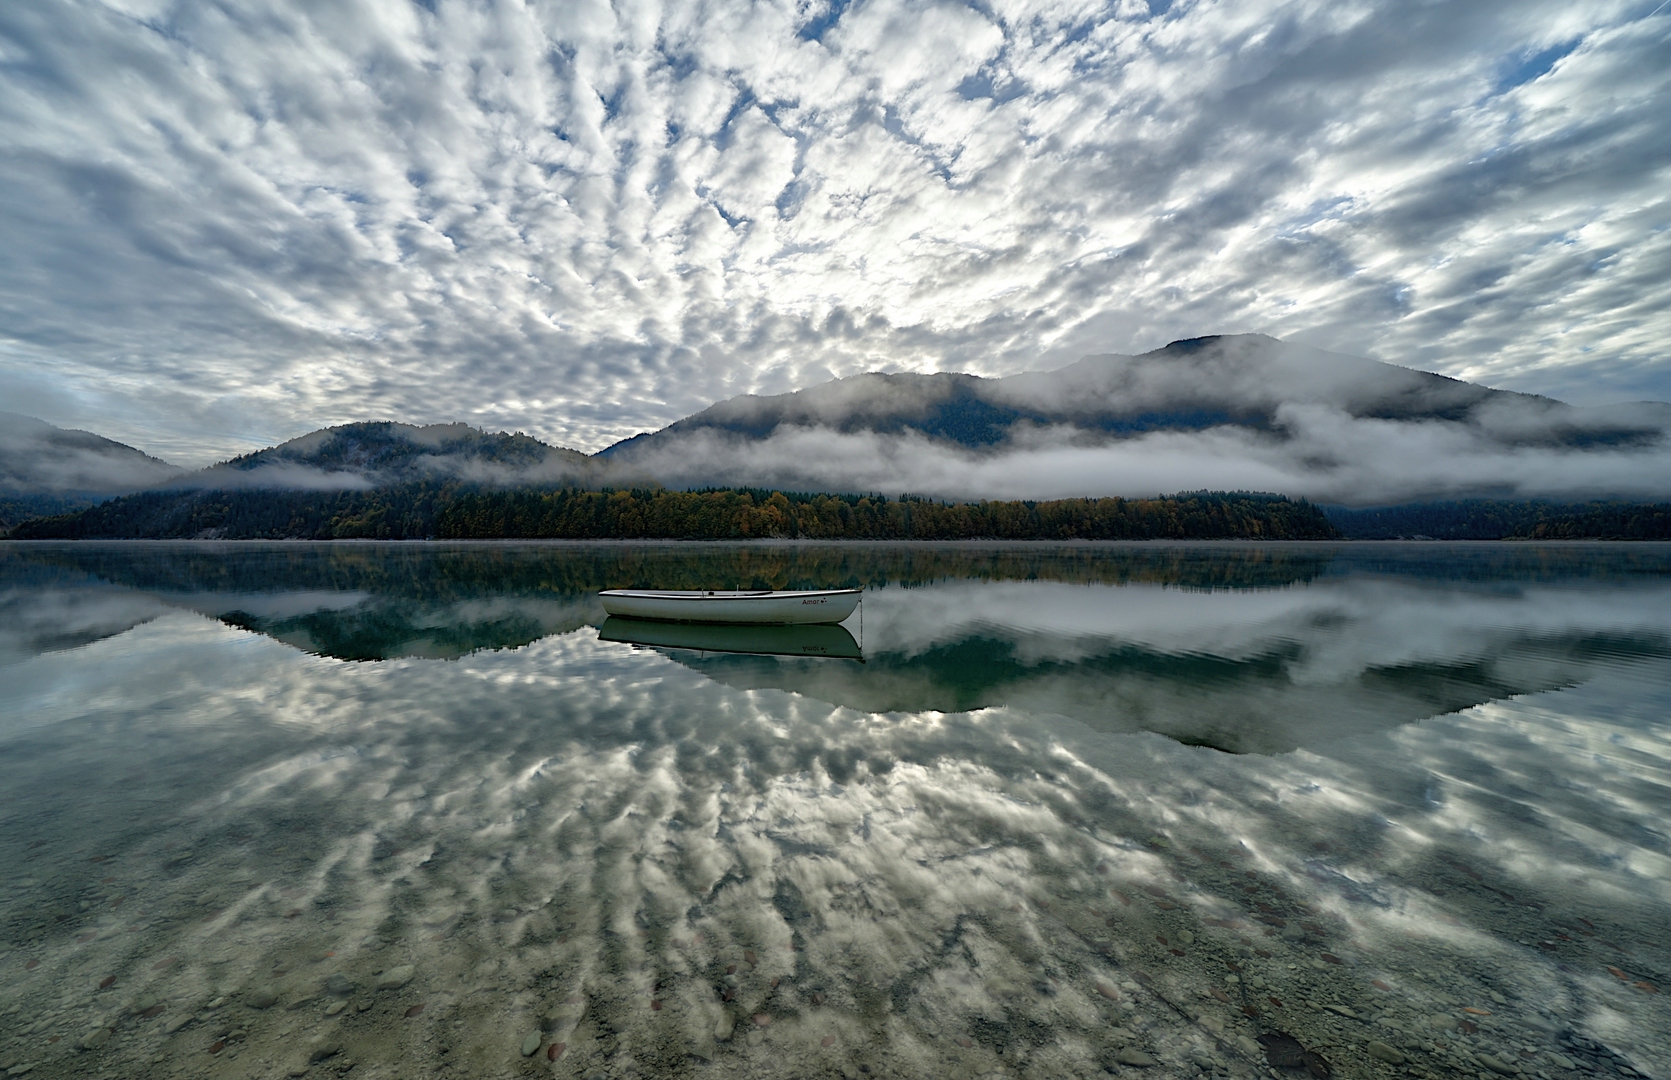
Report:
0,541,1667,1079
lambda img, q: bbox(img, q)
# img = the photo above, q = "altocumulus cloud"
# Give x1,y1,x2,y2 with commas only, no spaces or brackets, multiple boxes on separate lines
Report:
0,0,1667,464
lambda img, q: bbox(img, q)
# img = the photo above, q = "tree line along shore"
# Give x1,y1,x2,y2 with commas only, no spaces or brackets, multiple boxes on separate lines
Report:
7,484,1338,541
1320,499,1671,540
6,484,1669,541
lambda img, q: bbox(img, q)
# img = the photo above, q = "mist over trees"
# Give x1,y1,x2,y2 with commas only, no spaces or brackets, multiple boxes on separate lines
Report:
598,336,1671,506
6,338,1671,543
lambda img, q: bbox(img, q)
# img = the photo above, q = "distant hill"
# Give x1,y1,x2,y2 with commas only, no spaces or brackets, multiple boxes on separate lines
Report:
1,419,608,532
7,335,1671,536
602,334,1669,456
598,335,1671,505
179,420,598,490
0,411,181,495
0,412,183,529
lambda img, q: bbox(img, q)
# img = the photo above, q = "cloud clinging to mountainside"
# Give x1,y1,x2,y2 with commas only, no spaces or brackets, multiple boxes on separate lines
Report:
0,410,181,493
606,405,1671,506
1,0,1668,465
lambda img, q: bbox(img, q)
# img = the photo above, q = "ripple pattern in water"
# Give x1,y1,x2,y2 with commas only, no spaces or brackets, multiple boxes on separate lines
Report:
0,541,1667,1080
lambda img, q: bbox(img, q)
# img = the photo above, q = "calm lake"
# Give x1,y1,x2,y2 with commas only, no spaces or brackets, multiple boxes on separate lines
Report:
1,541,1668,1080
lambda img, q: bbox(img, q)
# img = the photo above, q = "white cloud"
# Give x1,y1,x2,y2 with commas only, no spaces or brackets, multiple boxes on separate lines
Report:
0,0,1665,467
605,413,1671,505
699,106,799,222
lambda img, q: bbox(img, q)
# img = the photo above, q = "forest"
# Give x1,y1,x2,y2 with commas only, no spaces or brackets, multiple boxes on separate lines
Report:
7,483,1339,541
1324,500,1671,540
13,484,1670,542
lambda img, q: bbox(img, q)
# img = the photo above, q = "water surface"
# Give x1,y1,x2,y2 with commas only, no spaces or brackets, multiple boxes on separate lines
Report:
1,541,1668,1080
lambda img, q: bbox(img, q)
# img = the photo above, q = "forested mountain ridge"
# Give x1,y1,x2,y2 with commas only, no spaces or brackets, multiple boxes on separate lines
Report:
184,421,598,489
594,334,1671,504
7,335,1671,537
602,334,1670,458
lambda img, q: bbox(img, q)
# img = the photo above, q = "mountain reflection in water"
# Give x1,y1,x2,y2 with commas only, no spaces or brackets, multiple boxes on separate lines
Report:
1,541,1668,1080
681,577,1671,754
6,541,1671,755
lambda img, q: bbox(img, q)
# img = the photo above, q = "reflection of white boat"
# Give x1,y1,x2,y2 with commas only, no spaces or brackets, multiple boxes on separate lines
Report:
599,617,862,660
598,588,861,625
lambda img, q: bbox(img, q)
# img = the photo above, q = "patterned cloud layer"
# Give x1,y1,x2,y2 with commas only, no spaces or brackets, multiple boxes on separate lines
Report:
1,0,1667,465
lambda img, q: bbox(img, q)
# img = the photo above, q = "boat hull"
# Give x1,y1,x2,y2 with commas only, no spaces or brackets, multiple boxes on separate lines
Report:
598,588,861,625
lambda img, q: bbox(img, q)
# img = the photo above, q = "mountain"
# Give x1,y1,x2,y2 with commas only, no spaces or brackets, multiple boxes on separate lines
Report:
2,419,607,533
604,333,1667,453
598,334,1671,506
174,420,598,490
0,412,183,528
0,411,181,494
9,335,1671,526
6,420,627,539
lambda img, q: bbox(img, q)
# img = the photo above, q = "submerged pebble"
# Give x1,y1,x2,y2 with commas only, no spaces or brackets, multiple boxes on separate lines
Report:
375,965,413,990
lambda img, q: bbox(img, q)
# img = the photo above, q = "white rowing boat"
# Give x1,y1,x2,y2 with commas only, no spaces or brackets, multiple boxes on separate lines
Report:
598,588,862,625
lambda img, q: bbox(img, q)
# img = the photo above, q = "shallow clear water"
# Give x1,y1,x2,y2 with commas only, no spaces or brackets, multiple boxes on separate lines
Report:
1,541,1668,1080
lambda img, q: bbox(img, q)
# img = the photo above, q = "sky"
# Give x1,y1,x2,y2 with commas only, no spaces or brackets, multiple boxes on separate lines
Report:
1,0,1668,467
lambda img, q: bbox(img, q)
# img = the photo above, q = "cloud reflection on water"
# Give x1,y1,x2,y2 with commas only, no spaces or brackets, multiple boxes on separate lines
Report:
0,544,1668,1079
10,542,1671,755
671,576,1671,754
